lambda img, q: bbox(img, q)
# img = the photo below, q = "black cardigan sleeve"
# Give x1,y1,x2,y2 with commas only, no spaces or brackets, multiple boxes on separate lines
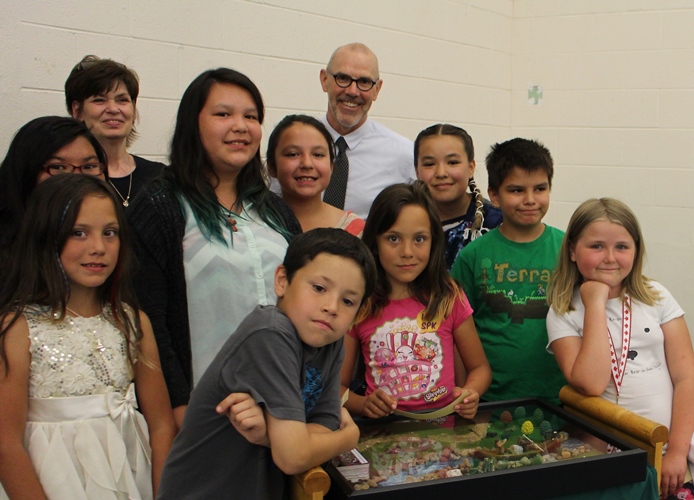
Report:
128,181,193,408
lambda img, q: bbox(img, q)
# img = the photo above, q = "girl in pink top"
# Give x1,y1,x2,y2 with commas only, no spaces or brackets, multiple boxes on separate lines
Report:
267,114,364,237
340,181,491,419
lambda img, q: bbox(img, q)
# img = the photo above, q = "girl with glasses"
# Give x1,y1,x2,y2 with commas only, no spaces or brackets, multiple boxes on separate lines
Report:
0,116,107,277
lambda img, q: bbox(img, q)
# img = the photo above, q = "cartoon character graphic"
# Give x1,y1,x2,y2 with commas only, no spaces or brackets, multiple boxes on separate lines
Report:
674,488,694,500
370,323,442,399
414,341,436,362
396,345,414,363
374,348,395,367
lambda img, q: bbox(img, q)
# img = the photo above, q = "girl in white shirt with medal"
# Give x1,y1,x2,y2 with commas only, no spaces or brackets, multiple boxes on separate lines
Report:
546,197,694,499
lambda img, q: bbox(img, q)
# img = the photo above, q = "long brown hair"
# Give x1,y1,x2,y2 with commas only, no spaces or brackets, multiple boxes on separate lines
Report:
359,181,463,323
167,67,292,246
0,175,141,372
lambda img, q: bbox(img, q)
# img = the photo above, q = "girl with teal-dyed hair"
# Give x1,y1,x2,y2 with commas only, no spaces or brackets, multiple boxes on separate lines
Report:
128,68,301,429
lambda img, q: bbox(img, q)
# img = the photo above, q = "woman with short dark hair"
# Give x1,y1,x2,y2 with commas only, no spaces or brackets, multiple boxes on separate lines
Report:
65,55,165,207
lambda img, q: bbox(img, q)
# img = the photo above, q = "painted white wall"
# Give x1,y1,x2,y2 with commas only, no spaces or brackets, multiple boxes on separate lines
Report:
1,0,692,317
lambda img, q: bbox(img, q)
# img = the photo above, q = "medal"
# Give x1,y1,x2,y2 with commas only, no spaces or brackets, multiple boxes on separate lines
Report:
607,294,631,404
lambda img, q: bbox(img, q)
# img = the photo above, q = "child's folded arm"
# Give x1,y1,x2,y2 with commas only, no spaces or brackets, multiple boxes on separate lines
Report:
551,335,611,396
266,408,359,475
216,392,270,447
549,308,612,396
547,291,613,397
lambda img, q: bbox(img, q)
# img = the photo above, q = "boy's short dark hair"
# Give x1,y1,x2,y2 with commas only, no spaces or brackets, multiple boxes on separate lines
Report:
283,228,377,306
486,138,554,191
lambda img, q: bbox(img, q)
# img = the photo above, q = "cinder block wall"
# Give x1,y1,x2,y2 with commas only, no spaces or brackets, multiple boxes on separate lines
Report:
511,1,694,318
0,0,513,166
1,0,692,316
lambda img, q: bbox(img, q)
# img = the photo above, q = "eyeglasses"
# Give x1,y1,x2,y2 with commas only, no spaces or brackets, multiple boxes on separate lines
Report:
43,163,106,176
71,55,128,73
72,55,101,73
327,71,378,92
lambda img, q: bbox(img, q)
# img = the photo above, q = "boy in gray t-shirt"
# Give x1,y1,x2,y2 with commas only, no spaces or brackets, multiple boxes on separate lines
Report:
158,228,376,499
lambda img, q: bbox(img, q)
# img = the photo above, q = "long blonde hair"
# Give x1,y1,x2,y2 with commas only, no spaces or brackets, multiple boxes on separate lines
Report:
547,198,660,314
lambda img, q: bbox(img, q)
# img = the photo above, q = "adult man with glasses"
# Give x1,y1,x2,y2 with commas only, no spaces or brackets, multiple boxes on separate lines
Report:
319,43,414,218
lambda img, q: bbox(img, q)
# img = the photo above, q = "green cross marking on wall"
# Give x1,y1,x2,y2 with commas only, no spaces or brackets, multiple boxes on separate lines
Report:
528,85,543,105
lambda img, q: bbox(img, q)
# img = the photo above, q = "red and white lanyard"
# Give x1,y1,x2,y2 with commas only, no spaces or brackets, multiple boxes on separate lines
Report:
607,294,631,403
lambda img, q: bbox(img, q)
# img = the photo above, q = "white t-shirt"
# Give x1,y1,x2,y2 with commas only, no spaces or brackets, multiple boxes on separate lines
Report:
547,281,683,430
320,116,415,219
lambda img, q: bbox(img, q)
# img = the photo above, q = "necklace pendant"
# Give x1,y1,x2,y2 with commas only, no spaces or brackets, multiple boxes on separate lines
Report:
108,168,133,208
228,217,238,232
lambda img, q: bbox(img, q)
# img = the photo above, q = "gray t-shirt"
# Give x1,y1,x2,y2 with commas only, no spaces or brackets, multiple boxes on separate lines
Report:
157,305,343,499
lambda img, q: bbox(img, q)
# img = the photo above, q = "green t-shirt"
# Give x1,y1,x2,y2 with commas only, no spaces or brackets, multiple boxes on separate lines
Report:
450,225,566,404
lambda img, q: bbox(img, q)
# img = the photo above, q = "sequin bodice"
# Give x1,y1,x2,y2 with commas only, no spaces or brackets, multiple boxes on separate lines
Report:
25,306,135,398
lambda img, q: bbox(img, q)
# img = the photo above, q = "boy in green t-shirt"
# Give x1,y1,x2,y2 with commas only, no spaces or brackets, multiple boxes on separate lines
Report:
450,138,566,404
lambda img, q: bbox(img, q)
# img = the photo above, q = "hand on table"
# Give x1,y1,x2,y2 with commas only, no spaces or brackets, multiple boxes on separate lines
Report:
453,387,480,420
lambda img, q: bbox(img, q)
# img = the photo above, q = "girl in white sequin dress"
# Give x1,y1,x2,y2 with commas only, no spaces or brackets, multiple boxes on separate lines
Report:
0,175,175,499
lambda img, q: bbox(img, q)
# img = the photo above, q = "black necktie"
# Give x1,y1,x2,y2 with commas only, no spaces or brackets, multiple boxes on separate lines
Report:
323,136,349,209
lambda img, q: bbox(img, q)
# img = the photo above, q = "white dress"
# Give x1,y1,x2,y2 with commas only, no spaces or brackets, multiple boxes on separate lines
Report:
0,306,152,500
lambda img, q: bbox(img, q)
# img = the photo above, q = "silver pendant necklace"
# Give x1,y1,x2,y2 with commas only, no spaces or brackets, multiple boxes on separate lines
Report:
109,171,133,207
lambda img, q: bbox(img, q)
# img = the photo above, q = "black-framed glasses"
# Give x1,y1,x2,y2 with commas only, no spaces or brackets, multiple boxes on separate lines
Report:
327,71,378,91
43,163,106,176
